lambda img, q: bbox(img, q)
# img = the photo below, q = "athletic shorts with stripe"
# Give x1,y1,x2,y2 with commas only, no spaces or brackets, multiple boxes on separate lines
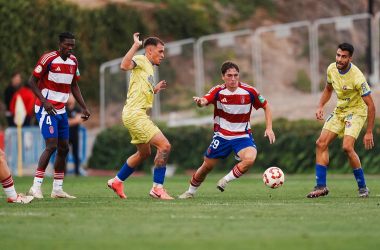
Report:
205,133,257,160
36,112,69,139
122,106,160,145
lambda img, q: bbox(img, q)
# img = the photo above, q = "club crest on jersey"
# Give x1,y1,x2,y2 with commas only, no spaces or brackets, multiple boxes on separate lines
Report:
70,66,74,74
35,65,42,73
347,114,353,120
343,85,347,90
49,126,54,134
346,121,352,128
240,96,245,104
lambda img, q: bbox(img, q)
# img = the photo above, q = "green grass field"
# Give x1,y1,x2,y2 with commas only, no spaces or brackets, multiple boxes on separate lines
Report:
1,174,380,250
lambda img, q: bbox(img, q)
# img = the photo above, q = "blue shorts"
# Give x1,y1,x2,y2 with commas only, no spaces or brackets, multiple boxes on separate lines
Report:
36,113,69,139
204,134,257,160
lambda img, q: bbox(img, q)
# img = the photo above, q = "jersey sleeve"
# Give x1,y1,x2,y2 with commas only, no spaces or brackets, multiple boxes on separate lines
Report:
73,59,81,82
32,55,49,79
132,55,144,70
326,66,332,84
203,85,221,105
354,74,371,97
251,87,267,110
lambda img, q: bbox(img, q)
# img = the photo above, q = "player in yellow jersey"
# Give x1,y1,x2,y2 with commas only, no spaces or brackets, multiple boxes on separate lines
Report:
107,33,174,199
307,43,375,198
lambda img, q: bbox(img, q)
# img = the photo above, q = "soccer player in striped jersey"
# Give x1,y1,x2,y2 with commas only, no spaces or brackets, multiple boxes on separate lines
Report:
1,149,34,203
307,43,375,198
179,61,275,199
28,32,90,199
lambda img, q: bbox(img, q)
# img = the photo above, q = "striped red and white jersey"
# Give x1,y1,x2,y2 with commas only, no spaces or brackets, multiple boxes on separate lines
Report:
33,51,81,115
204,82,267,140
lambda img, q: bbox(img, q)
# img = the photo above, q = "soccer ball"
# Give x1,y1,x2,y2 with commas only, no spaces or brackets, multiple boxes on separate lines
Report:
263,167,285,189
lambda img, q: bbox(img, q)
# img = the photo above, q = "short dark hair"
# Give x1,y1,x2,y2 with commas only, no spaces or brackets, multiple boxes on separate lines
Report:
143,37,164,48
338,43,354,56
221,61,239,75
59,31,75,42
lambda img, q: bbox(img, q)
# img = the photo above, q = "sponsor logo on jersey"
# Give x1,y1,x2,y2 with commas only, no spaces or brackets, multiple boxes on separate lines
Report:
343,85,347,90
56,66,61,72
35,65,43,73
221,98,227,103
346,121,352,128
49,126,54,134
148,75,154,87
258,94,266,104
347,114,353,120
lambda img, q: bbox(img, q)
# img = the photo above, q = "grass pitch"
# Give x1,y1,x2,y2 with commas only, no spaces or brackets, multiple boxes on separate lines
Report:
1,174,380,250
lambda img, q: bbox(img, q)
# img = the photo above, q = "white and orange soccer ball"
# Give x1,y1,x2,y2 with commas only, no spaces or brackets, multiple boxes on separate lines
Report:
263,167,285,189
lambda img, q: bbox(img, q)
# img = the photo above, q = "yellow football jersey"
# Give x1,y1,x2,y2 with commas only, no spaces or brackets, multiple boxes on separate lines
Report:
326,62,371,114
125,55,155,110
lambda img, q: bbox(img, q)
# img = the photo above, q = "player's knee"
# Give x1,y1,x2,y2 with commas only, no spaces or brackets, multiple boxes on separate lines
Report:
342,145,354,155
45,144,58,154
243,157,255,167
57,145,69,156
316,139,327,150
162,141,171,153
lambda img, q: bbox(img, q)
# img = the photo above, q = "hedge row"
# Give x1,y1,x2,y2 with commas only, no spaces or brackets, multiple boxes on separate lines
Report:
88,118,380,174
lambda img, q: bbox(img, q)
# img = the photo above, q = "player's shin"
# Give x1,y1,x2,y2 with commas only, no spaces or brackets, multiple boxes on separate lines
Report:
316,164,327,187
53,171,64,190
189,174,203,194
1,175,17,200
116,162,135,182
153,166,166,188
353,168,366,187
224,165,245,182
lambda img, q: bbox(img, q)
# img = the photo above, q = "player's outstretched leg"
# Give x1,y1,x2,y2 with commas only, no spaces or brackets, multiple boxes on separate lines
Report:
178,174,202,199
217,164,246,192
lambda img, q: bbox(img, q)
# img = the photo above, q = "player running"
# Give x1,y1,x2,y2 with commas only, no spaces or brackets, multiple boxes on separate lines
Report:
107,33,174,199
307,43,375,198
28,32,90,199
179,61,275,199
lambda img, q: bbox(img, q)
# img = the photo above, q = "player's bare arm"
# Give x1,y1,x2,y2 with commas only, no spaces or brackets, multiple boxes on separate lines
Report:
120,33,143,71
71,81,90,121
193,96,208,107
362,93,375,149
28,74,57,116
316,83,334,121
154,80,166,94
262,103,275,144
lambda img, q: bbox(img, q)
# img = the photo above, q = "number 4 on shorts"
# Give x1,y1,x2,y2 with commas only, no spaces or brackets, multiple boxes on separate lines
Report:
46,116,52,125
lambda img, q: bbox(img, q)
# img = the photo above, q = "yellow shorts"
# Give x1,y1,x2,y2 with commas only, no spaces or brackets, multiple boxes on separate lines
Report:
323,111,366,139
122,106,160,144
